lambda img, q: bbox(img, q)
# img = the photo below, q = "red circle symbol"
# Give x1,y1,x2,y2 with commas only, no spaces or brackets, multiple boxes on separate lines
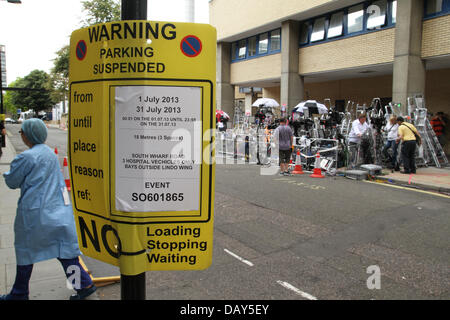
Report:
76,40,87,61
180,35,202,57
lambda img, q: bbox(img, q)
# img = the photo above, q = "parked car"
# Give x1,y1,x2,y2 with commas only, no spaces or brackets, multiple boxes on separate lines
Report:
4,118,18,124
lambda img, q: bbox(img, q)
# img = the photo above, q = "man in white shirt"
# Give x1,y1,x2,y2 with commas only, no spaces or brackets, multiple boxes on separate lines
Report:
349,113,370,143
348,113,370,167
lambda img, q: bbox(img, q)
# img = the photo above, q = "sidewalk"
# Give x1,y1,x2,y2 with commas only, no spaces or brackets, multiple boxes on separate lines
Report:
374,166,450,194
0,134,98,300
338,165,450,195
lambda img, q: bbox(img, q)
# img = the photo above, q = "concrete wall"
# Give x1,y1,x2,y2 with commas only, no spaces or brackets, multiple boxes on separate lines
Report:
230,53,281,85
421,15,450,58
425,68,450,113
304,75,393,106
209,0,335,40
299,29,395,74
263,86,281,102
425,68,450,154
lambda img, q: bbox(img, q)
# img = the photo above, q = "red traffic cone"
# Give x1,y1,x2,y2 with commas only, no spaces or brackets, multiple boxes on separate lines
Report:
310,152,325,178
63,157,71,191
292,150,304,174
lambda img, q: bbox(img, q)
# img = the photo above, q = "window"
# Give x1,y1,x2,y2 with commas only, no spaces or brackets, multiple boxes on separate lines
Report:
258,33,268,54
367,0,387,29
426,0,443,15
231,42,237,60
230,28,280,62
299,0,398,48
248,36,257,57
327,12,344,38
348,4,364,34
300,22,310,44
270,29,281,51
238,39,246,59
311,17,326,42
391,0,397,24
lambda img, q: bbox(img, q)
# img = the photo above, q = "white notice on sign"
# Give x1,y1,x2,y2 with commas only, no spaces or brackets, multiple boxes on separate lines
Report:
115,86,202,212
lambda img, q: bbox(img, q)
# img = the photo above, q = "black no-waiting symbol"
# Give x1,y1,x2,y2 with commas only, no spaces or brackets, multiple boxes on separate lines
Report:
180,35,202,57
76,40,87,61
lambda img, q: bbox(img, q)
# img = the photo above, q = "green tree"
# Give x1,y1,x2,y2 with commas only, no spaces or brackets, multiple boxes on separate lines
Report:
7,77,26,114
49,45,69,104
48,0,121,102
11,70,54,113
81,0,121,27
3,78,22,116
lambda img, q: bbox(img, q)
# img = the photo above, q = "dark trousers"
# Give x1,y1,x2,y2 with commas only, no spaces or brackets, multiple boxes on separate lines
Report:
401,140,416,173
10,257,93,298
383,140,399,167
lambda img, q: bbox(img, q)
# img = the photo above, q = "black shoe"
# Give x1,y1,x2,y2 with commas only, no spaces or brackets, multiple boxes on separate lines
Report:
400,171,410,174
70,285,97,300
394,167,400,171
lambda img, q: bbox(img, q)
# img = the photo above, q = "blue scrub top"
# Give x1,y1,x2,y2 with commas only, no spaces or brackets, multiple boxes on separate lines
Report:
3,144,81,265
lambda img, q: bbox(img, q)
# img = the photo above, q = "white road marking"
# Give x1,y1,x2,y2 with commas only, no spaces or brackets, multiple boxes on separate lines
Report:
276,280,318,300
224,249,254,266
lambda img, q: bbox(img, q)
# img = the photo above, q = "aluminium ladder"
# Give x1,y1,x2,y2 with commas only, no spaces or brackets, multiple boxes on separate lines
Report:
408,96,448,168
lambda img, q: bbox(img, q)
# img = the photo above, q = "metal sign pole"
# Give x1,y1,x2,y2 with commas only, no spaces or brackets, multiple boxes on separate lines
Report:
120,0,147,301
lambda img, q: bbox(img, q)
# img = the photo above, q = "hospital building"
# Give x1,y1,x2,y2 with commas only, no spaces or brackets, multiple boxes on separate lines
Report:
209,0,450,150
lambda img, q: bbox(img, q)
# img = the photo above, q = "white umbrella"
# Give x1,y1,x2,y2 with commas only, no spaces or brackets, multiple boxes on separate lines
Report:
293,100,328,114
252,98,280,108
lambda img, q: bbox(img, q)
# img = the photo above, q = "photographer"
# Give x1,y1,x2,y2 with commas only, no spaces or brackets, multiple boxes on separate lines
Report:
348,113,370,167
382,116,400,170
430,112,446,147
396,116,420,174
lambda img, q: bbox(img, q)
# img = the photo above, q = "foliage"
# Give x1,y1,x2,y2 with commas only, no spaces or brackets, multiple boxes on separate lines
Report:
49,45,69,103
81,0,121,27
48,0,121,104
3,78,22,116
11,70,55,113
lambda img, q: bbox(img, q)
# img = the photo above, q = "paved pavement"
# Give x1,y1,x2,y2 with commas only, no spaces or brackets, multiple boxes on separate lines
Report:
1,128,449,300
337,164,450,195
375,167,450,194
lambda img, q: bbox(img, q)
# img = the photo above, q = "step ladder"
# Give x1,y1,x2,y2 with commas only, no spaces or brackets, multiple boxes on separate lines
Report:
340,101,354,136
424,119,448,167
408,96,448,168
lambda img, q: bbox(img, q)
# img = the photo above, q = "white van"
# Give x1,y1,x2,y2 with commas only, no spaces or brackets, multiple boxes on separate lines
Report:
18,110,35,123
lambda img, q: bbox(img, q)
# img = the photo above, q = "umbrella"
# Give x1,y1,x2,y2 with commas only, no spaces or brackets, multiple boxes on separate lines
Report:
216,110,230,122
292,100,328,114
252,98,280,108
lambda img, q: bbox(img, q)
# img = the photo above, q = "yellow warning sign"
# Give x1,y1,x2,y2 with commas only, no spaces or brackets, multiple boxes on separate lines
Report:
69,21,216,275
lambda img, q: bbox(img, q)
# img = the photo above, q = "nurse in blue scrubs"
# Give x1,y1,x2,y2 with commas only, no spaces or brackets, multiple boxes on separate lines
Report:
1,118,96,300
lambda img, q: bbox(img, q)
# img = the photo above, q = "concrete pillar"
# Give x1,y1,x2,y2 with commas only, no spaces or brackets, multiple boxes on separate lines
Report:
281,20,304,111
216,42,235,122
244,92,254,116
392,0,426,114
